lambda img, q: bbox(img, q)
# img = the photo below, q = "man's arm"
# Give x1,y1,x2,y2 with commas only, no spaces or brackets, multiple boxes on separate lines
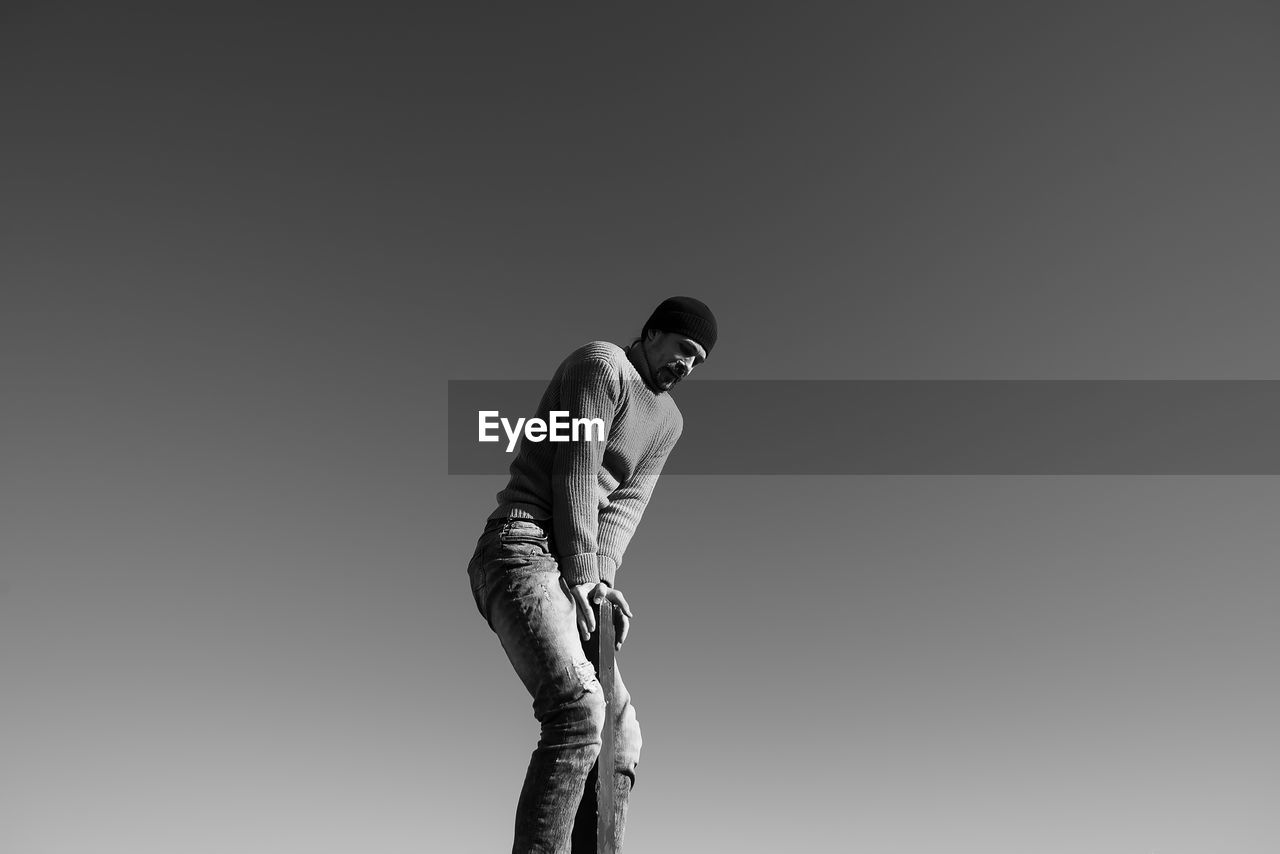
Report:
571,419,679,646
595,416,682,584
550,353,619,587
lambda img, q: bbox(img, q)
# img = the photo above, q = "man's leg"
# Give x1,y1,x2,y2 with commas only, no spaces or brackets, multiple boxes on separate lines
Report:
471,519,641,853
480,546,606,853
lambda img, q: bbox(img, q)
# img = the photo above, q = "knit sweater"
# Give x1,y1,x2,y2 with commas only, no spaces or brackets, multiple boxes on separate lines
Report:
489,341,683,587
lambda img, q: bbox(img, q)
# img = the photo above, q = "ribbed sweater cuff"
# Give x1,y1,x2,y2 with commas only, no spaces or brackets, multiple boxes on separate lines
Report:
560,553,599,586
598,554,619,587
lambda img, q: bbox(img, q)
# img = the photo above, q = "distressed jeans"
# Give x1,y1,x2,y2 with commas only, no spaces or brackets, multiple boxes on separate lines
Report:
467,517,642,854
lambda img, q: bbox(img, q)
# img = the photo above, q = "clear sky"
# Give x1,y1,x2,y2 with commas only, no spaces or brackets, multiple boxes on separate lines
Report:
3,3,1279,853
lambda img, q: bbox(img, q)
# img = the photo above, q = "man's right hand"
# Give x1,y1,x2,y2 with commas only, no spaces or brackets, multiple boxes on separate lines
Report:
566,580,633,649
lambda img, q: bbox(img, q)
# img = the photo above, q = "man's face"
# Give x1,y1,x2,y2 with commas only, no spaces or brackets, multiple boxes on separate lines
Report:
643,329,707,391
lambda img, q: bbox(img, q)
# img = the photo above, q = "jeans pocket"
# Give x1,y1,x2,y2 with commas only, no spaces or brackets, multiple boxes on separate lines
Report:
500,519,551,556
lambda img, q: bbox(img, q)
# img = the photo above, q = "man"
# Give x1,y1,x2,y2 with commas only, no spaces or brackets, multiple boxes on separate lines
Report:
466,296,717,853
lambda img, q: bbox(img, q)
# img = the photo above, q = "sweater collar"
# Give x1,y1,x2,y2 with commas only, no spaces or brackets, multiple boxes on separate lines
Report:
625,341,666,395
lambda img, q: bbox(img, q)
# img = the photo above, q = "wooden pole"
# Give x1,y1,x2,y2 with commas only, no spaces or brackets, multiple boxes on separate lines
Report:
597,598,617,853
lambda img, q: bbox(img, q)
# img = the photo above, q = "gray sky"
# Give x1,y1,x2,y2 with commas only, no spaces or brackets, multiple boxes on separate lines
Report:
3,3,1279,852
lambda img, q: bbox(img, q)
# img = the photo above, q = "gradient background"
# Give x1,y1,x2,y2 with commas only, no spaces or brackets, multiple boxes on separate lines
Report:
3,3,1279,852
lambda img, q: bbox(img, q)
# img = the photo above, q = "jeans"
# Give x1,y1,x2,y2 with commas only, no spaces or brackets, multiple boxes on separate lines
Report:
467,517,642,854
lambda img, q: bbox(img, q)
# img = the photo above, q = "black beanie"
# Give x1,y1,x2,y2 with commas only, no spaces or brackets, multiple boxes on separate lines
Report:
642,296,718,356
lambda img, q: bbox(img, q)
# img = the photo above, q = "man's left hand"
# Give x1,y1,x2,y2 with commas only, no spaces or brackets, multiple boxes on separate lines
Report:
567,580,633,650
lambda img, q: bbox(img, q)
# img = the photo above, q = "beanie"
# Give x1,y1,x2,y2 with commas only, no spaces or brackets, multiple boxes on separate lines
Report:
642,296,718,356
